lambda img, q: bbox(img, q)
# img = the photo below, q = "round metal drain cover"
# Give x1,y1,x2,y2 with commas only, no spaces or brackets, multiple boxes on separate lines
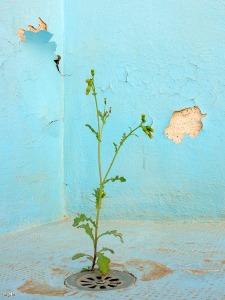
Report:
65,270,136,291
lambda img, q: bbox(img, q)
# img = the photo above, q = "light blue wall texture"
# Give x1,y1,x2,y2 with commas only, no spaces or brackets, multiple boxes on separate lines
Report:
64,1,225,222
1,1,225,236
0,1,64,235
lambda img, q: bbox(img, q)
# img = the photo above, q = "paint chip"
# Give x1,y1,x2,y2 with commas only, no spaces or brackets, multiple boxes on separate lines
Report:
17,17,47,41
17,29,26,41
38,17,47,30
165,106,206,144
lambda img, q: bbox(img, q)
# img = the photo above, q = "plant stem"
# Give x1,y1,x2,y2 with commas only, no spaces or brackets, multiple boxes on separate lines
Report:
91,81,103,270
90,78,142,271
103,124,142,184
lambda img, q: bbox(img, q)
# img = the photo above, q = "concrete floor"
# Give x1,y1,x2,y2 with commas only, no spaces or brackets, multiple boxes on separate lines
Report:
1,220,225,300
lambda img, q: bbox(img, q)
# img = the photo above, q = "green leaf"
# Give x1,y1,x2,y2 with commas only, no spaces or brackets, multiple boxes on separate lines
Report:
98,110,108,125
73,214,96,228
97,110,103,118
92,188,106,200
93,187,106,209
81,268,90,272
98,247,114,254
120,133,127,146
77,223,95,242
72,253,93,261
85,124,99,141
98,230,124,243
97,253,110,275
105,175,126,184
113,142,118,152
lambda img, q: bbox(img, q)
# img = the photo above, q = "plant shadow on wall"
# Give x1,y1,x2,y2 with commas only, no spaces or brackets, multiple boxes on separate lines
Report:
72,70,155,275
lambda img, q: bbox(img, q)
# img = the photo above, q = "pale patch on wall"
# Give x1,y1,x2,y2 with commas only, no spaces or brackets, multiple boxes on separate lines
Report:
165,106,206,144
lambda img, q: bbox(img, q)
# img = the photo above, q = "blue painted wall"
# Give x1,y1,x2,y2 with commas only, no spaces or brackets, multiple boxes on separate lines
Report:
2,1,225,237
64,0,225,221
0,0,64,235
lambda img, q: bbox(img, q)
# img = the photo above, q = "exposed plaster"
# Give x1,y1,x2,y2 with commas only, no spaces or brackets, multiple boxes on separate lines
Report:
17,17,47,41
165,106,207,144
17,18,68,76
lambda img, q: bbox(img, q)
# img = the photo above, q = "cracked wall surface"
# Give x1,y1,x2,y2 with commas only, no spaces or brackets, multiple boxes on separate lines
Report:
64,0,225,222
0,0,64,235
2,1,225,236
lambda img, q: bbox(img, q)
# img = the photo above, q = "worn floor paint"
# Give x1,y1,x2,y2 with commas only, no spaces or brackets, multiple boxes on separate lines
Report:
1,220,225,299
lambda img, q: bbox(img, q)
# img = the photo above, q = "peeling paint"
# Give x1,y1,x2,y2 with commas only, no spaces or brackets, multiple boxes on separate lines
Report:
64,1,225,221
165,106,207,144
17,17,47,41
0,1,64,236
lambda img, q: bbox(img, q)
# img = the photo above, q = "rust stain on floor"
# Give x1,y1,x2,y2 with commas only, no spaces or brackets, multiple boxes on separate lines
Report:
51,267,66,275
17,279,69,296
204,259,212,263
126,259,173,281
109,262,125,269
185,269,224,274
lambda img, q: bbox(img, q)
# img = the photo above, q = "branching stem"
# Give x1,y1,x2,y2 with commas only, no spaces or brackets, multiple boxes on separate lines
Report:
90,75,144,271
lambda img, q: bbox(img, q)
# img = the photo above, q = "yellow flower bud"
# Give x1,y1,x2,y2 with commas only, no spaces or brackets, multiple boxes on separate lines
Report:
91,69,95,76
85,79,90,83
141,114,146,123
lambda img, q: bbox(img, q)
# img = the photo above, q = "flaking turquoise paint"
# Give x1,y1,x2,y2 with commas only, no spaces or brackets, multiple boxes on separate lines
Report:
64,0,225,221
0,1,64,235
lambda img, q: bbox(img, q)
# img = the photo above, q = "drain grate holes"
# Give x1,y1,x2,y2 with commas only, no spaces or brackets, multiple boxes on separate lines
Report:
79,275,121,289
65,270,136,291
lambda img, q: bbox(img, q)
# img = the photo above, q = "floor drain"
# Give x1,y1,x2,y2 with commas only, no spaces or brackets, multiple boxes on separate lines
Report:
64,270,136,291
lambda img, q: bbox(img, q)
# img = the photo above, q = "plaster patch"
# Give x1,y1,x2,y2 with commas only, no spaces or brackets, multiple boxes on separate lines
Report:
165,106,206,144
